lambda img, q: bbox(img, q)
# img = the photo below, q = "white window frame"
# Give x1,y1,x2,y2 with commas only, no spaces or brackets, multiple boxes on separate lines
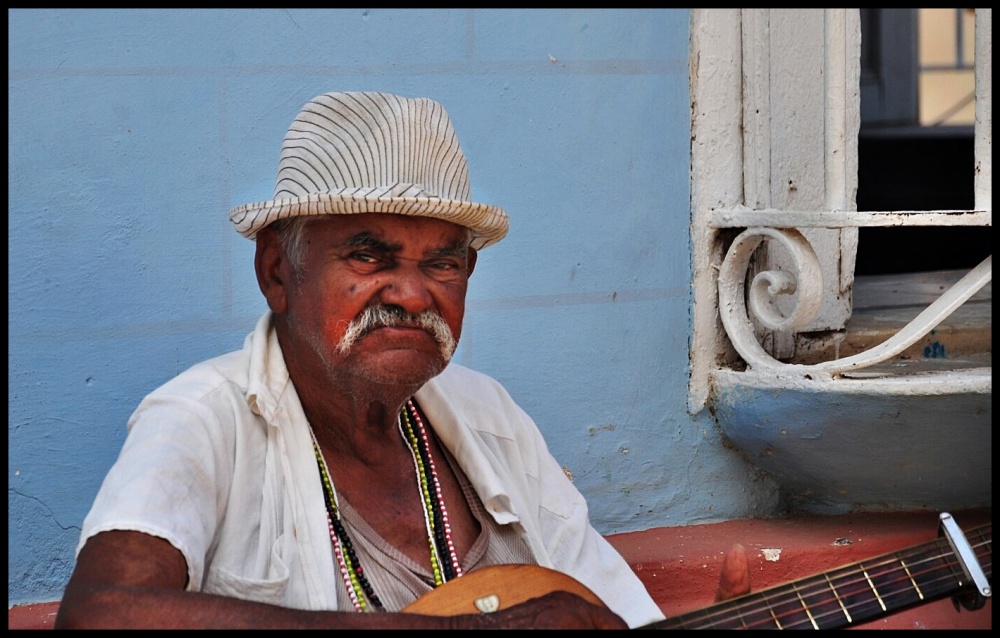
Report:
688,8,991,414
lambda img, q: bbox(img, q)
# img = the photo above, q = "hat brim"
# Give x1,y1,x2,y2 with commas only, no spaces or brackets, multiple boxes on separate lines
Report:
229,193,508,250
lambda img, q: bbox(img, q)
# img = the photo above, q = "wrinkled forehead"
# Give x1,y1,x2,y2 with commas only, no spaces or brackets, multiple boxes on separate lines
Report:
302,213,474,249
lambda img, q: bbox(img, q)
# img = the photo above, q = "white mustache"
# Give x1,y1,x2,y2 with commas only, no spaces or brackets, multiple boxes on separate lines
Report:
336,305,457,361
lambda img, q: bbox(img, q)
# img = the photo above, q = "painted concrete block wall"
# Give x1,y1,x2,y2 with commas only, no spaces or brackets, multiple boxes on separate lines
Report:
8,9,780,606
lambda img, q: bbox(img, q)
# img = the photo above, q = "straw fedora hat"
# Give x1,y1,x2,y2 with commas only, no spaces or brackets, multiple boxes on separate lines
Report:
229,91,509,250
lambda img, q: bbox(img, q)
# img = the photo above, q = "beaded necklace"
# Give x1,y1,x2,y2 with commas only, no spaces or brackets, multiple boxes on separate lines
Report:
310,398,462,612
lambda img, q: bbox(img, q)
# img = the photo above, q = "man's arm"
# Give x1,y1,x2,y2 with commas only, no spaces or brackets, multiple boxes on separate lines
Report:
55,530,627,629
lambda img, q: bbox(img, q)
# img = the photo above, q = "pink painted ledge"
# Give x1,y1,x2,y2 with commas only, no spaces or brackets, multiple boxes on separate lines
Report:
9,509,990,630
606,508,991,630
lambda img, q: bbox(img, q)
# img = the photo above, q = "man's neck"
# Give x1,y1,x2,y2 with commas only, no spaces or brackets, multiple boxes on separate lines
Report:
274,318,421,437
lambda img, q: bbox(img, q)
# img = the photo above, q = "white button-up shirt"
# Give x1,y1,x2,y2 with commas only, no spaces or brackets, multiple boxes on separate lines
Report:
79,312,665,628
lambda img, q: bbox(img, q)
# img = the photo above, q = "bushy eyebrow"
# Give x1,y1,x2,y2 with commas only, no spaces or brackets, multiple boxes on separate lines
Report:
343,232,400,253
429,244,469,259
342,231,469,258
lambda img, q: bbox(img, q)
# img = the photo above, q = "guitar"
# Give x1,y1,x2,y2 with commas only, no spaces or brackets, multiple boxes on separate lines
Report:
405,518,991,629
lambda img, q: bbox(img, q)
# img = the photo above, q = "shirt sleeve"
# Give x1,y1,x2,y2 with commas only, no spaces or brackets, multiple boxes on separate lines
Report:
78,390,236,592
512,405,666,628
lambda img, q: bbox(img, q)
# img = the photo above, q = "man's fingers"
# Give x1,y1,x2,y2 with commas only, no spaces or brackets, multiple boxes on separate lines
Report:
715,543,751,601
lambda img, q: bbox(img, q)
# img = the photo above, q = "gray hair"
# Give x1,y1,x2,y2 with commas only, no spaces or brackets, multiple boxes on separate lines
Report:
270,216,311,275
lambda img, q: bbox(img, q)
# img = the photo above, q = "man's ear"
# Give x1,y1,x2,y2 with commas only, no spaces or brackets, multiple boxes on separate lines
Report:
466,247,478,278
255,226,289,314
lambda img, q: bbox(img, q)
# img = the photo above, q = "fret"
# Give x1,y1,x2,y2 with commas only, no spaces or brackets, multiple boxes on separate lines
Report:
823,571,853,624
797,563,875,627
790,581,819,629
727,593,784,629
900,556,926,601
764,595,785,629
972,525,993,582
943,538,969,591
849,557,918,623
788,573,856,629
860,561,888,611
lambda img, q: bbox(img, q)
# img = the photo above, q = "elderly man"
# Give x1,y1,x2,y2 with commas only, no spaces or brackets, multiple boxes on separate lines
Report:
56,91,747,629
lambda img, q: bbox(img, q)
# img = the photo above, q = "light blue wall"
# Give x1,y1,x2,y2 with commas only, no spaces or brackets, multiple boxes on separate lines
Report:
8,8,780,605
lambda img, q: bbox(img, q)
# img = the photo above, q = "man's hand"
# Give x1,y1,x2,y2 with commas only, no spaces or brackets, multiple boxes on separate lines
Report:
715,543,752,602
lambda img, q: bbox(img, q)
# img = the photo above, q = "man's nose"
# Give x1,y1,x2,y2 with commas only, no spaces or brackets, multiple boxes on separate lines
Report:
378,262,434,314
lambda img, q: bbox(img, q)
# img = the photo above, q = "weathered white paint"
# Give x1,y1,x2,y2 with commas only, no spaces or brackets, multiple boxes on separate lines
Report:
720,254,991,377
826,9,861,296
753,10,858,338
689,9,862,411
690,9,991,409
689,9,746,412
975,9,992,211
710,209,992,228
718,227,824,347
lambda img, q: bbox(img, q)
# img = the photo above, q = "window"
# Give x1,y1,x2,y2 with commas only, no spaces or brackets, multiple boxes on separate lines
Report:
688,9,991,412
857,8,988,276
860,8,976,129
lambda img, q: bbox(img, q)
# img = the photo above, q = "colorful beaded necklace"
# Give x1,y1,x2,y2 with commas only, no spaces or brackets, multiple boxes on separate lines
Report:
310,398,463,612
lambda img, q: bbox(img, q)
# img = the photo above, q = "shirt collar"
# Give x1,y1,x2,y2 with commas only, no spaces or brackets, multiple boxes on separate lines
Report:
244,312,519,525
244,311,293,424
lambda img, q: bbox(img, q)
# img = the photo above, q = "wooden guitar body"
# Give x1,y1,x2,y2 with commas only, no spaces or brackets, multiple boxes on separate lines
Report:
403,564,605,616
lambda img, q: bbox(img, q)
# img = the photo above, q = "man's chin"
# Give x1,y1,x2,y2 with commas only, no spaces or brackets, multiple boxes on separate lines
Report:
341,349,449,387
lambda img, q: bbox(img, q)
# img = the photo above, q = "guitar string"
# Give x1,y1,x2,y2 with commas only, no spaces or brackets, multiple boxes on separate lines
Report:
680,554,979,630
780,551,992,630
685,535,991,629
669,531,991,629
699,538,990,630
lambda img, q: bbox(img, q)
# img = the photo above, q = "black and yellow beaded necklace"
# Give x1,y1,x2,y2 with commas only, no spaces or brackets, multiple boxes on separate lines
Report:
310,398,462,612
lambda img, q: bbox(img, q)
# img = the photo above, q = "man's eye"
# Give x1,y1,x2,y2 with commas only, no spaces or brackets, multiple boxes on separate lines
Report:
424,260,466,281
350,252,381,264
427,260,464,273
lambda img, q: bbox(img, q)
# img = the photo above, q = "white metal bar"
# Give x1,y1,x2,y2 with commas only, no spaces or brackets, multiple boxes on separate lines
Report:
825,9,851,213
811,255,992,376
742,9,771,211
710,209,992,228
975,8,992,211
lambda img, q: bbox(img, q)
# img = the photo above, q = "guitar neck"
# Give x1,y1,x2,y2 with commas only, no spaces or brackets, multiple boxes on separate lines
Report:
652,523,992,630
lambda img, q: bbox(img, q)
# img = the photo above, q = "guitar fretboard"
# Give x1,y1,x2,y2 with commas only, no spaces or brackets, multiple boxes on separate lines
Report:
654,523,991,630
